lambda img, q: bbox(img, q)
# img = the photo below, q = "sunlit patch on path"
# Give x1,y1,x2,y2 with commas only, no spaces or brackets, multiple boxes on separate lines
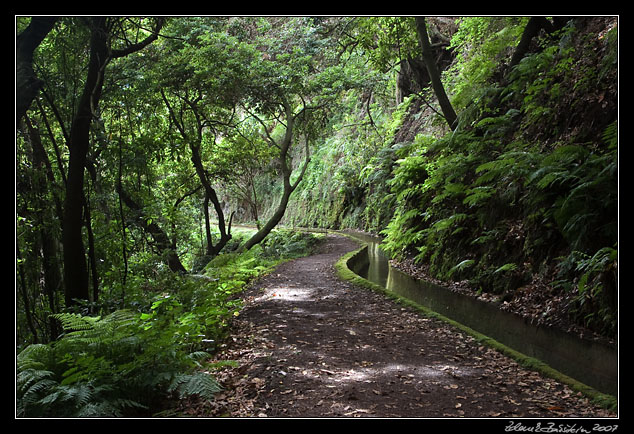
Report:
200,234,615,418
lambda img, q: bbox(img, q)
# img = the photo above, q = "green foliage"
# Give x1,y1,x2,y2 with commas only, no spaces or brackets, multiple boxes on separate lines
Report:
16,18,619,418
17,229,322,417
167,372,222,400
448,17,528,110
526,138,617,250
356,17,419,73
257,229,325,259
17,312,153,417
382,117,616,298
448,259,476,278
377,18,617,334
555,245,617,336
283,74,397,232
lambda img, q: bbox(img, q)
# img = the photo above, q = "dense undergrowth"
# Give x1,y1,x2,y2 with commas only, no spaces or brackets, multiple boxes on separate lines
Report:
16,230,324,417
284,17,618,338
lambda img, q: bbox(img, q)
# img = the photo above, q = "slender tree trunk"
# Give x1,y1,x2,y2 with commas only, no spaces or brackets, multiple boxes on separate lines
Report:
414,17,458,130
509,17,550,69
62,17,163,305
117,134,129,304
160,89,233,257
190,143,233,256
24,116,61,338
62,17,108,306
83,192,99,306
242,187,294,250
242,102,310,251
203,193,214,256
508,17,572,70
116,185,187,273
16,239,39,343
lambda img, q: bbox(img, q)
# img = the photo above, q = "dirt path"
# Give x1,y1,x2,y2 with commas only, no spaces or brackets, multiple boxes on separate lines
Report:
183,234,615,418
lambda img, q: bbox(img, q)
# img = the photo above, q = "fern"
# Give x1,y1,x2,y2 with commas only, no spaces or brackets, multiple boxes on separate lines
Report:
52,312,98,333
463,186,494,207
494,263,518,274
168,372,222,400
431,213,468,233
448,259,476,277
602,121,617,149
75,398,148,417
17,343,52,371
16,369,57,409
52,310,138,345
17,308,224,417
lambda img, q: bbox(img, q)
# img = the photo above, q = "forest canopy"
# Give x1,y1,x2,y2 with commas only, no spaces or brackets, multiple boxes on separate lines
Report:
16,16,617,417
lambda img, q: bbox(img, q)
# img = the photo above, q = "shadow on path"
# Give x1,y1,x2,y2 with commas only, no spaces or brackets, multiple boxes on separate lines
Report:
196,234,615,418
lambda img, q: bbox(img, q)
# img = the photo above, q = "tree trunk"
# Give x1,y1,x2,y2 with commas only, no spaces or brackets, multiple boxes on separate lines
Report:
160,88,233,258
16,17,57,124
509,17,550,69
24,116,62,338
508,17,572,70
16,239,39,343
242,101,310,251
83,192,99,306
62,17,108,306
62,17,164,305
414,17,458,130
241,186,294,250
203,193,213,256
190,143,233,257
116,185,187,273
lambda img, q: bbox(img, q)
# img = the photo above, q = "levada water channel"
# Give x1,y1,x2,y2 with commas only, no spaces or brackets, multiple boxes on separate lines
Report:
343,231,617,397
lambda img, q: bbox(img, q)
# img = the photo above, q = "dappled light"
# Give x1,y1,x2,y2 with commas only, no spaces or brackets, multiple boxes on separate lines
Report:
199,235,615,418
17,16,617,419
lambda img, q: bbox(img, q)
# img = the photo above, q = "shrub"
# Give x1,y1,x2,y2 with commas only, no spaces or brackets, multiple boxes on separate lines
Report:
16,229,323,417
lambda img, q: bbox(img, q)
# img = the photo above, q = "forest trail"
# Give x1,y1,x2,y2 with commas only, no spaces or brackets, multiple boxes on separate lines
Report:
183,234,614,418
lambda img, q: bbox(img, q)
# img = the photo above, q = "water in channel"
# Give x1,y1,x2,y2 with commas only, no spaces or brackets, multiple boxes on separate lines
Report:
345,232,617,397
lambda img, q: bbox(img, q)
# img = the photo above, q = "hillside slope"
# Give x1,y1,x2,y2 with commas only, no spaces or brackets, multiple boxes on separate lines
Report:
287,17,618,339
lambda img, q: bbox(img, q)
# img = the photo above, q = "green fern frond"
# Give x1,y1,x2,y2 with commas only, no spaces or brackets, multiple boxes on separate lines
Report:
52,313,98,333
17,369,57,403
448,259,476,277
17,344,52,371
75,398,148,417
76,402,117,418
187,351,212,368
52,310,138,345
494,263,518,274
463,186,494,206
542,144,589,167
431,213,468,232
601,121,617,149
168,372,222,400
60,382,94,407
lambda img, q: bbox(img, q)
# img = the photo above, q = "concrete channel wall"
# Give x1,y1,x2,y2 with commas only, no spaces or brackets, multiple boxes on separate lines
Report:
345,244,618,398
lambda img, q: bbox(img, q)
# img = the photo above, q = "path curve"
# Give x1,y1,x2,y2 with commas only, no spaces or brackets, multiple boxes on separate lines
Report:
188,234,614,418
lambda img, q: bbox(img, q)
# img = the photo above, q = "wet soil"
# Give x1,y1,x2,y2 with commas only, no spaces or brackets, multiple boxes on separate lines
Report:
181,234,615,418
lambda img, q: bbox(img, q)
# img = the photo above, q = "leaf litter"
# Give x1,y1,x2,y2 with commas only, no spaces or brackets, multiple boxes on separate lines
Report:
177,234,615,418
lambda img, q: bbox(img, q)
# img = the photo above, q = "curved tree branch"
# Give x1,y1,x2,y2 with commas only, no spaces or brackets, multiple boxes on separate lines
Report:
109,17,164,59
16,16,58,124
414,17,458,131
